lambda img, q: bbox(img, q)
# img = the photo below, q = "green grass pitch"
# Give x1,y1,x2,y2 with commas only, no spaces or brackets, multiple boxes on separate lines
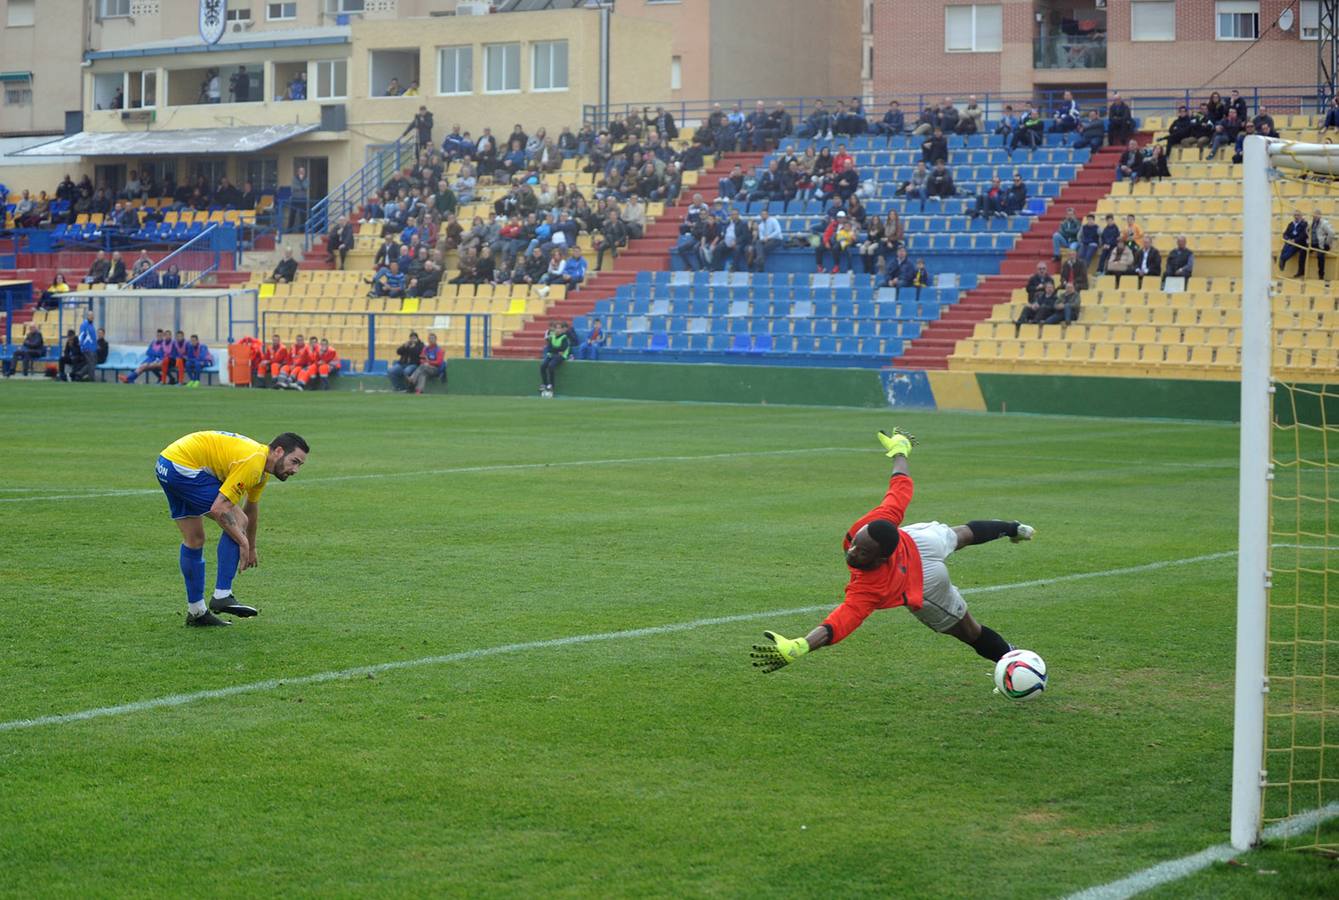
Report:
1,382,1334,898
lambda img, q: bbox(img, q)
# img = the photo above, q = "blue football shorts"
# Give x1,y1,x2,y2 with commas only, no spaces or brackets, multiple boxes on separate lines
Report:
155,455,222,519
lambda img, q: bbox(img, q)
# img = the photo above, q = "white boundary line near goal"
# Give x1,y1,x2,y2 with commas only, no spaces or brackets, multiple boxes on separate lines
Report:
1064,801,1339,900
0,549,1238,735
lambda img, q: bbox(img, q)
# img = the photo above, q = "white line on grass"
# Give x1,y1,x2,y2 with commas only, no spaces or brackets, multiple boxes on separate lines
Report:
1064,802,1339,900
0,549,1236,734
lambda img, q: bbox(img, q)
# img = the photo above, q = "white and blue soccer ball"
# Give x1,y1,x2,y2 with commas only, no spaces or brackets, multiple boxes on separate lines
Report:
994,649,1047,701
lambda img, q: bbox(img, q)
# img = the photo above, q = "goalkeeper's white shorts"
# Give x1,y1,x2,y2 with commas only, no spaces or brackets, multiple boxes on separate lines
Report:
904,521,967,633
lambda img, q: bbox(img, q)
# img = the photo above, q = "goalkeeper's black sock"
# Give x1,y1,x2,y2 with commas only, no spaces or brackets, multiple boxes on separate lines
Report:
966,520,1019,544
970,625,1012,662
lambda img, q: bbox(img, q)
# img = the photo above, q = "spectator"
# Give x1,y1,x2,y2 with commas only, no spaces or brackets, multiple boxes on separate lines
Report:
1052,207,1081,260
1253,105,1276,135
799,100,833,140
1077,213,1101,268
1207,109,1243,160
1206,91,1227,123
1010,106,1044,154
1140,144,1171,181
816,211,848,274
911,103,936,137
387,332,424,392
385,77,403,97
1105,232,1136,286
1229,89,1249,122
160,265,182,290
970,176,1006,220
994,104,1019,140
908,257,931,297
78,309,97,380
320,215,354,271
287,71,307,101
1164,236,1195,286
1232,122,1256,164
369,260,407,298
1279,210,1309,277
3,324,45,377
539,319,571,396
1108,92,1133,146
923,160,955,209
936,97,960,134
1072,110,1106,152
722,207,752,273
1059,250,1089,292
857,214,886,275
1189,103,1215,154
921,128,948,166
1015,280,1058,335
1164,106,1196,150
1323,96,1339,132
558,247,587,289
885,246,914,288
230,65,251,103
288,166,309,232
577,318,606,360
130,249,153,282
402,105,434,152
1133,236,1161,288
58,329,83,382
407,333,445,395
1002,172,1028,216
96,328,108,366
752,208,784,273
83,250,111,285
958,95,984,135
205,68,221,103
540,248,566,284
877,100,905,138
36,273,70,310
160,330,188,385
1025,261,1055,302
593,210,628,271
1308,209,1334,281
183,334,213,388
1051,91,1080,136
270,247,299,283
718,164,747,202
1046,281,1081,325
1116,139,1143,188
107,252,127,285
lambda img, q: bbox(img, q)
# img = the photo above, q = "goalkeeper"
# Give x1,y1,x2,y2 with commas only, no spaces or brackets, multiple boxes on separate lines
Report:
752,429,1034,673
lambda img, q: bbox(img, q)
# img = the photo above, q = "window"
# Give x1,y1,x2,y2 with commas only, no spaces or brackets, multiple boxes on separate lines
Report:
7,0,34,27
532,41,568,91
226,7,253,21
100,0,131,17
188,159,229,189
862,0,872,33
1130,1,1175,41
268,2,297,19
314,59,347,99
484,43,520,93
670,56,681,90
139,71,157,108
1216,1,1259,40
245,158,279,191
328,0,364,12
864,44,874,80
1300,1,1320,40
5,85,32,107
945,4,1002,52
437,46,472,95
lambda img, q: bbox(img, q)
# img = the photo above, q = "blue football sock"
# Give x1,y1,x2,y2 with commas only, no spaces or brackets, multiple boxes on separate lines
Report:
179,544,205,606
216,533,240,594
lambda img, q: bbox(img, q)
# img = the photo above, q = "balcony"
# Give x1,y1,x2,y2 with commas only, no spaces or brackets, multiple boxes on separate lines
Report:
1033,35,1106,70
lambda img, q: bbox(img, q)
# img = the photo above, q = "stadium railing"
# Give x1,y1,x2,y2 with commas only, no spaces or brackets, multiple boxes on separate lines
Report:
259,309,493,372
128,225,224,288
304,136,415,252
583,84,1324,130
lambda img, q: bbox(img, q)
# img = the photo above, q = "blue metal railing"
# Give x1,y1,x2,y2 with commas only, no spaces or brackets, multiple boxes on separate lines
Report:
583,85,1328,132
129,225,222,289
259,309,493,372
303,136,415,251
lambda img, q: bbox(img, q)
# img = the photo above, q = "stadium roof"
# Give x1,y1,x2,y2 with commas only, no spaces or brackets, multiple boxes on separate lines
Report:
9,124,320,158
84,25,350,61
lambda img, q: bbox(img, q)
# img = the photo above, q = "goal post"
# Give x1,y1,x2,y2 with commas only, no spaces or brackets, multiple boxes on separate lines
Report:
1232,135,1339,853
1230,134,1272,852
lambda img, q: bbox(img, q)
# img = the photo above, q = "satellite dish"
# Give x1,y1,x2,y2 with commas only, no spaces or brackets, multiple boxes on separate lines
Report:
1278,8,1295,31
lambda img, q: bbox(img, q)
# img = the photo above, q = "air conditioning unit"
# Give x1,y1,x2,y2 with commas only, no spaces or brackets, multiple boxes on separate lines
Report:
230,19,255,31
455,2,490,16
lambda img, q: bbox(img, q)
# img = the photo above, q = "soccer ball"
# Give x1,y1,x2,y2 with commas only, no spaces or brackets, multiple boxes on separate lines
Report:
994,649,1047,701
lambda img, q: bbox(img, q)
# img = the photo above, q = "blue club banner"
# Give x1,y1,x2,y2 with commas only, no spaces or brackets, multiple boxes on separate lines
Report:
200,0,227,45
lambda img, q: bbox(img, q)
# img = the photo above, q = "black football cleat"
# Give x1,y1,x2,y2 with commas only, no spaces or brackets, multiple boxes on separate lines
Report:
209,594,258,617
186,610,231,627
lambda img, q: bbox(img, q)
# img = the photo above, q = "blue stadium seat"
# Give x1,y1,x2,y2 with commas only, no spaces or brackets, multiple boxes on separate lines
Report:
727,334,750,353
648,333,668,352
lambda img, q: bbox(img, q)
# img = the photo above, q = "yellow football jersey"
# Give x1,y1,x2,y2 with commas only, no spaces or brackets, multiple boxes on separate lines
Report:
160,431,270,504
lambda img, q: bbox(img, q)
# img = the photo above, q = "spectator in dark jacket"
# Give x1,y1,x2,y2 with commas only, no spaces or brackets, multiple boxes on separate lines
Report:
1072,110,1106,152
3,324,45,376
327,216,355,269
921,128,948,166
1164,236,1195,285
1108,93,1133,145
877,101,905,137
1133,237,1162,288
1096,214,1122,274
269,247,299,283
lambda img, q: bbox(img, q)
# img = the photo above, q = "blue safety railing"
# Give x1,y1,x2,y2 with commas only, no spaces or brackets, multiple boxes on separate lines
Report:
128,224,222,289
259,309,492,372
583,85,1329,132
303,136,415,251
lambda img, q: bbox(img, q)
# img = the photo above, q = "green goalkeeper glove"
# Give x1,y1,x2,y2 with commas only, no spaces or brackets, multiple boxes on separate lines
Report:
877,427,918,458
750,631,810,673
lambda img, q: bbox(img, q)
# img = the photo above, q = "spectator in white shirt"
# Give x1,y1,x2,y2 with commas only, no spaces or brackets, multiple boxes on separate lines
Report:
751,209,784,272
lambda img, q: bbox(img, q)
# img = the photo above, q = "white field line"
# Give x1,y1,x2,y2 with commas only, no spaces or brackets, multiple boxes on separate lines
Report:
1063,802,1339,900
0,445,1239,505
0,549,1237,734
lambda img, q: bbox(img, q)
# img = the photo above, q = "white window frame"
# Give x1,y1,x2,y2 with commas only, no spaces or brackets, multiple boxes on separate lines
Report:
484,42,521,94
531,40,568,92
1300,0,1320,40
267,2,298,21
140,71,157,109
313,59,347,100
4,82,33,107
945,4,1003,53
100,0,131,18
328,0,364,13
7,0,35,28
670,56,681,90
226,6,254,22
437,46,473,96
1215,1,1259,40
1130,1,1176,41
